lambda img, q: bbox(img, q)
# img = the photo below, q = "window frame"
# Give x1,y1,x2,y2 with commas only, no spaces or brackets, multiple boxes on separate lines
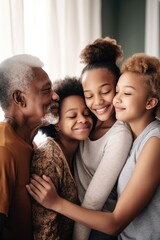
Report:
145,0,160,57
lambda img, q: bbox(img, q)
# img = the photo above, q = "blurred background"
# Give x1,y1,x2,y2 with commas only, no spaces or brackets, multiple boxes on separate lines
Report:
0,0,160,119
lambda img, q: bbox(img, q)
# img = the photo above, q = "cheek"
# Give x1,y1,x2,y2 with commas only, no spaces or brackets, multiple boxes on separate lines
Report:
108,91,116,102
87,117,93,126
112,97,116,106
85,99,92,109
59,118,73,130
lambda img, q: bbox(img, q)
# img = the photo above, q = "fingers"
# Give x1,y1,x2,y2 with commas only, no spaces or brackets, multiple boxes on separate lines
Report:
26,179,48,205
26,184,40,202
32,174,53,189
26,174,58,209
42,175,56,190
26,174,49,203
42,174,53,184
32,174,47,186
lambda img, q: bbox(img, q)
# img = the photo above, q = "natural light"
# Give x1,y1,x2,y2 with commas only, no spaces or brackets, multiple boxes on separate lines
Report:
0,0,102,120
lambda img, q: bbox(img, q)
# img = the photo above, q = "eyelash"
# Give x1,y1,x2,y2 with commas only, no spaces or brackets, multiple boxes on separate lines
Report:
85,96,92,99
42,88,52,94
68,116,76,119
67,113,90,119
102,91,110,94
85,91,110,99
115,92,132,96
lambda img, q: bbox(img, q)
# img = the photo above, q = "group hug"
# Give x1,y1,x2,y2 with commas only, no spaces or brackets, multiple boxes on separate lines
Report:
0,37,160,240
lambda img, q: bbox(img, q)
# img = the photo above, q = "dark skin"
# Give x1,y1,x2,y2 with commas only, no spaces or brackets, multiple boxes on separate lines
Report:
0,67,59,237
26,71,160,237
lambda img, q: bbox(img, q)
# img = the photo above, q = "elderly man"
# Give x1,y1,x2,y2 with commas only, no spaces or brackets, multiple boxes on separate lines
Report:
0,54,59,240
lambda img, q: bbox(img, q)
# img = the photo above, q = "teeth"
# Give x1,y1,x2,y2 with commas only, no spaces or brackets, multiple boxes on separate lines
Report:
96,107,107,114
74,126,90,130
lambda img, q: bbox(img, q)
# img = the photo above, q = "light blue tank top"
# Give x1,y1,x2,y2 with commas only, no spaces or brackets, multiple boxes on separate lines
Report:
117,120,160,240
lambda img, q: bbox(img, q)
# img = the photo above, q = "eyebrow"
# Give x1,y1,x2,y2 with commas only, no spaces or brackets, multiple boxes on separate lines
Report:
65,108,78,113
84,83,111,92
117,84,136,90
65,106,88,114
123,85,136,90
41,83,52,90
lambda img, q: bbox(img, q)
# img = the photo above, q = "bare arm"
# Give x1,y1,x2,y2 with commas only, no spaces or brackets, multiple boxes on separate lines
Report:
26,137,160,235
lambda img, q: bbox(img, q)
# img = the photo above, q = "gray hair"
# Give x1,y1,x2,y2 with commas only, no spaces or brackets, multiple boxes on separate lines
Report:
0,54,44,111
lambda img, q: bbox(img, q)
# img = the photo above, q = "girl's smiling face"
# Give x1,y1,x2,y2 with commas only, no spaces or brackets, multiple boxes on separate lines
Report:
82,68,116,122
113,71,153,124
57,95,93,141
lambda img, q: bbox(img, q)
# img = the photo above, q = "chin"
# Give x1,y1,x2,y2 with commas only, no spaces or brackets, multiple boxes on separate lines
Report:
97,115,109,122
115,114,125,122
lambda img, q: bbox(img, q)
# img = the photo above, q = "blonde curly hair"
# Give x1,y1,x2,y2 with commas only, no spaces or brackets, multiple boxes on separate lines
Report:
121,53,160,119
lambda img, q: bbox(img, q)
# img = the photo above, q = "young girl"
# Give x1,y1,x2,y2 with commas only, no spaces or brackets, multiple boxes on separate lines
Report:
31,77,93,240
27,53,160,240
73,37,132,240
28,38,133,240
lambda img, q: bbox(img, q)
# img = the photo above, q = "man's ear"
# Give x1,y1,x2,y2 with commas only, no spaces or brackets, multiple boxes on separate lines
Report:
12,90,26,107
146,97,159,110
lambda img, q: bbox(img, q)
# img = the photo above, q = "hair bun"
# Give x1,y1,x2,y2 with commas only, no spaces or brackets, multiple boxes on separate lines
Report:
80,37,123,65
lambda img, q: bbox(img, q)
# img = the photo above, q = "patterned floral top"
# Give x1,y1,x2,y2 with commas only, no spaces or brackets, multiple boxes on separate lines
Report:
31,137,79,240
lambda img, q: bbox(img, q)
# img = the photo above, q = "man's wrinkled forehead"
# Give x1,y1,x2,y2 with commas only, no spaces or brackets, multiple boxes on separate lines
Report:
32,67,50,81
27,67,52,92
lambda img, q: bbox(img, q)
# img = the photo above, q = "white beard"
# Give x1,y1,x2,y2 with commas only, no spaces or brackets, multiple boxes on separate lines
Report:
42,113,59,126
41,101,59,126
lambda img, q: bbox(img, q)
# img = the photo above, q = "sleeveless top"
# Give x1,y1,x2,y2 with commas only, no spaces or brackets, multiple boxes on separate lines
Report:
118,120,160,240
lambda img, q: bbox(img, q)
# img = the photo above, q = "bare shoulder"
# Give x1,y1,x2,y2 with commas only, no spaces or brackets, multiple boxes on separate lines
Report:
114,137,160,227
138,136,160,164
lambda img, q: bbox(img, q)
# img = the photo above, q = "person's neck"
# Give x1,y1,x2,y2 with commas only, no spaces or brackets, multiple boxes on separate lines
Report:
55,137,79,174
4,116,36,146
4,116,18,130
128,115,156,140
90,115,116,140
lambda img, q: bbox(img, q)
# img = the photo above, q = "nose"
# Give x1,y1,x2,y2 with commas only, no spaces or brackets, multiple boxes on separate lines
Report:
113,94,121,104
52,91,59,101
77,114,87,123
94,96,104,105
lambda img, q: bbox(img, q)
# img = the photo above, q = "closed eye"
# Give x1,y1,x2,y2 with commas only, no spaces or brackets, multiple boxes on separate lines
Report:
101,90,110,95
41,88,52,94
85,95,93,99
67,115,76,119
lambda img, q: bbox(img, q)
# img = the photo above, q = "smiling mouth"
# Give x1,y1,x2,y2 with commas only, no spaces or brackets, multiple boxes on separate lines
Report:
74,123,92,131
95,106,109,114
74,127,91,132
115,107,125,112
